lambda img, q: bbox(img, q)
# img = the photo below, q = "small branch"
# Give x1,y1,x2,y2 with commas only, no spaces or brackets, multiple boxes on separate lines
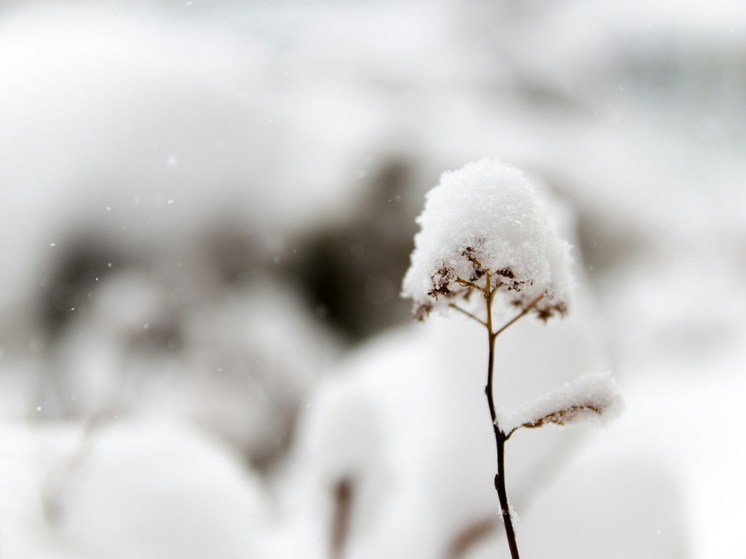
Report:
463,252,485,274
492,293,545,339
448,303,487,327
455,277,484,292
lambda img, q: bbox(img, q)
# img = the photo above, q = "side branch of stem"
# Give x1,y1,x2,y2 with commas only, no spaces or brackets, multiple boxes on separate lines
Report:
492,293,545,339
448,303,487,327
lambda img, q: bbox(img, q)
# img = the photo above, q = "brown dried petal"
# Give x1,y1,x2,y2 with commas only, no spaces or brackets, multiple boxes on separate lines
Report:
413,301,433,321
495,267,514,279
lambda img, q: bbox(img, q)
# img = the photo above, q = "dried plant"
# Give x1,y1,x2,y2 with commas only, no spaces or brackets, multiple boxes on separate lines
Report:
402,159,621,558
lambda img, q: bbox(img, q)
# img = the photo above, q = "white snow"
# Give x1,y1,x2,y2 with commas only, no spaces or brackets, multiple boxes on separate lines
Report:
273,275,610,559
0,417,268,559
402,158,573,320
498,371,623,435
0,0,743,557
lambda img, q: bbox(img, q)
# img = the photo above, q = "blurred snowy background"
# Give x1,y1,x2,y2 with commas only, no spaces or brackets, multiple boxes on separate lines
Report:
0,0,745,557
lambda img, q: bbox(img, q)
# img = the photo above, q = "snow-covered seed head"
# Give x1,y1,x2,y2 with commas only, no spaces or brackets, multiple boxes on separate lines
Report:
401,158,573,321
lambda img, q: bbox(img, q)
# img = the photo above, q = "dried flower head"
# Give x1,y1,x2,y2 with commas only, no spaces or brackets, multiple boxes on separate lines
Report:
401,158,573,320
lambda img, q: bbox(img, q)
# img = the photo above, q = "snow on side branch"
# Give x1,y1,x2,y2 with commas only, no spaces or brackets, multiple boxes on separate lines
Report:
499,371,623,436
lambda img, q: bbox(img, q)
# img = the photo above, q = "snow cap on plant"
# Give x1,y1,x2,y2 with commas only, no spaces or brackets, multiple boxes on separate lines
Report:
402,158,573,320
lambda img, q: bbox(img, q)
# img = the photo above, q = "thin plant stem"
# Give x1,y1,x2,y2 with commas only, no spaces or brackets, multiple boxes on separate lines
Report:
455,278,484,291
439,271,546,558
484,276,544,559
494,427,519,559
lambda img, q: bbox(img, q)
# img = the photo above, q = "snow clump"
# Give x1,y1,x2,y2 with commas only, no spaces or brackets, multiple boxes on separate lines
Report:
498,371,623,435
401,158,573,321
